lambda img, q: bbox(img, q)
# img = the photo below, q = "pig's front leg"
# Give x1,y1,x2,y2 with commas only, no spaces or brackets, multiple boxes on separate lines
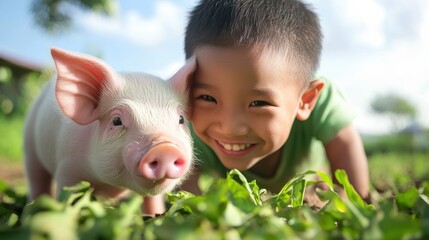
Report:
143,194,166,216
25,155,52,201
23,109,53,200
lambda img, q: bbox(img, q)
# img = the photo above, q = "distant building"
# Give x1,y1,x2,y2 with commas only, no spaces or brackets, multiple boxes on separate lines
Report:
399,120,428,150
0,51,48,115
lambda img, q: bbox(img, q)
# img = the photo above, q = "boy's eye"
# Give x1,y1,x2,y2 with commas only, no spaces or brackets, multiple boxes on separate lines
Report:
249,100,270,107
112,116,123,126
197,94,217,103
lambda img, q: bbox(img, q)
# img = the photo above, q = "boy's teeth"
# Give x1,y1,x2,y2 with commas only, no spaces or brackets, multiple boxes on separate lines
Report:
219,142,251,151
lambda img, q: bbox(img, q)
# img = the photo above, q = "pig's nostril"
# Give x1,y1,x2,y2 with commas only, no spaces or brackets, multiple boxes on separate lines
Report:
174,159,185,167
149,161,159,169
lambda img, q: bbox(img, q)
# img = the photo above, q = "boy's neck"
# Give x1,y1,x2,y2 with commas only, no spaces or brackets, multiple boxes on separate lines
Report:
248,149,282,178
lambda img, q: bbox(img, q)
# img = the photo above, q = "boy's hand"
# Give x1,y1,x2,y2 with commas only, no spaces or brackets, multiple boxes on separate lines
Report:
143,195,165,217
304,184,328,210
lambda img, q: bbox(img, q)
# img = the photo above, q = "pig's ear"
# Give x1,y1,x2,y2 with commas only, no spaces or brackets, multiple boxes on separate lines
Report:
169,56,197,95
51,47,116,125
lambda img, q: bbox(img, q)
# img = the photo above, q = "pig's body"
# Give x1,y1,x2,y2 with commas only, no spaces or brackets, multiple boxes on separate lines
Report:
24,48,195,203
25,80,118,196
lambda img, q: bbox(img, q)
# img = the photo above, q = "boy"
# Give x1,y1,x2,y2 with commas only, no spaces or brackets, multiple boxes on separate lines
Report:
183,0,369,196
145,0,369,214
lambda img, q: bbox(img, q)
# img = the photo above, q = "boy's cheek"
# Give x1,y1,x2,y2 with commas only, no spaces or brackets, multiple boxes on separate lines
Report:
192,126,210,145
188,102,210,121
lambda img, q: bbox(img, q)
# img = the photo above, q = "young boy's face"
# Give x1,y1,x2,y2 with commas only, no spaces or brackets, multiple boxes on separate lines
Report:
191,45,305,176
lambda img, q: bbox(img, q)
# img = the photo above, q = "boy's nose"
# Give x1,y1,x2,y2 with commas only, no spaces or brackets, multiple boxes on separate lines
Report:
215,109,250,137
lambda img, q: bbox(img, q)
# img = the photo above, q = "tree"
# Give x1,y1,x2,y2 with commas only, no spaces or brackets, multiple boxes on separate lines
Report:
370,93,417,131
31,0,116,33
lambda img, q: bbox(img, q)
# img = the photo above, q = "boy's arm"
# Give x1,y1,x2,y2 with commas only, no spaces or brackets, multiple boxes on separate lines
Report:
143,194,165,216
142,170,202,216
324,124,370,201
142,170,201,217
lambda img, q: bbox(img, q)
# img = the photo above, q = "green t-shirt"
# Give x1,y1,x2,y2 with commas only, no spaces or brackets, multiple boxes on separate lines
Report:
191,78,356,193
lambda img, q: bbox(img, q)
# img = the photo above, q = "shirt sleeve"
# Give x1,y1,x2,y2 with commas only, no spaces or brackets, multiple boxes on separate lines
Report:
310,78,356,143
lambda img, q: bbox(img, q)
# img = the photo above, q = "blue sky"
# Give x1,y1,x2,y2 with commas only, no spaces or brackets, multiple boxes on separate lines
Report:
1,0,428,134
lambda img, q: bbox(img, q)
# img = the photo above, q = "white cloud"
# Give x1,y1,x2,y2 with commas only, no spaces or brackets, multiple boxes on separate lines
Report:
321,41,429,133
312,0,429,133
313,0,386,51
339,0,386,48
419,2,429,53
76,1,186,47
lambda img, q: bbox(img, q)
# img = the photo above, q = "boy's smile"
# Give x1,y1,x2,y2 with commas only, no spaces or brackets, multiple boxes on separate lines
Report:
216,140,255,156
217,141,253,152
191,45,306,177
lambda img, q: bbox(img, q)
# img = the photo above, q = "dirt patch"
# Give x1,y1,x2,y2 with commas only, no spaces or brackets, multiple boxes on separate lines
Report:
0,162,26,186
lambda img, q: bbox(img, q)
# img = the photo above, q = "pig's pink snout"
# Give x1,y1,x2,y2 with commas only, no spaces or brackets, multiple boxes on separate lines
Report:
139,143,188,180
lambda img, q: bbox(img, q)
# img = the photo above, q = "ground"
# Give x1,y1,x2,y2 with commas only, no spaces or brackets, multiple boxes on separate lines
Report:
0,161,26,186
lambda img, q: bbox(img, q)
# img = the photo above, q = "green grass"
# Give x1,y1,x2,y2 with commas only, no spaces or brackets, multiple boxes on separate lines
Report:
0,115,24,162
368,152,429,193
1,170,428,239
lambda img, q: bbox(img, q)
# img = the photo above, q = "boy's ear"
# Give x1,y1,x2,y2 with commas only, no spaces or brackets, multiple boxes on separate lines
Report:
296,79,325,121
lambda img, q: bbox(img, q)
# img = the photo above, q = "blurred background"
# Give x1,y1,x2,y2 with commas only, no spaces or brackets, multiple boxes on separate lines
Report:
0,0,428,193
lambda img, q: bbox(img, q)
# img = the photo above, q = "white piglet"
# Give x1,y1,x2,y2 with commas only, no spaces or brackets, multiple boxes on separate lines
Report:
23,48,195,212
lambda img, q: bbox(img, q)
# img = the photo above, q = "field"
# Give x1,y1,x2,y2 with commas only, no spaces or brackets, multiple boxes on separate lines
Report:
1,115,429,239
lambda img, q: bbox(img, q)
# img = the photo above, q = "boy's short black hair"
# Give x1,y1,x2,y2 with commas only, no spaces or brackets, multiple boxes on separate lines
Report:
185,0,323,81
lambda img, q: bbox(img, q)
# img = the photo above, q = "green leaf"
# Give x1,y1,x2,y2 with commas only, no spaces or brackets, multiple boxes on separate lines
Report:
109,197,143,239
29,210,79,240
58,181,92,202
396,187,419,210
198,173,215,194
0,206,18,228
22,195,64,218
335,169,366,209
380,213,421,239
0,227,32,239
318,213,337,231
417,194,429,238
0,180,27,206
315,185,339,202
421,181,429,196
219,176,258,213
222,202,248,227
166,191,196,215
314,170,335,189
278,170,315,195
168,191,195,205
227,169,262,206
343,198,370,229
291,179,306,207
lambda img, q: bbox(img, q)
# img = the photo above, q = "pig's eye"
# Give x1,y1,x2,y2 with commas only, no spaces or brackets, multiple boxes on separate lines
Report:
179,115,185,125
112,116,123,126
